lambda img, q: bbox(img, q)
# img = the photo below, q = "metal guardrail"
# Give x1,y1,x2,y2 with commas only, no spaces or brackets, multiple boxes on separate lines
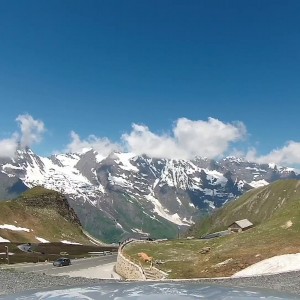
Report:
88,250,113,256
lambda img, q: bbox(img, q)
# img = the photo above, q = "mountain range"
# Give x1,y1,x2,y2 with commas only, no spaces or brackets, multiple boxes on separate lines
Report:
0,147,298,242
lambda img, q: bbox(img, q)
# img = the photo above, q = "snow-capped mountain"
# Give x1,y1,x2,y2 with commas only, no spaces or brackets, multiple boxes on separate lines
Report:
0,148,298,242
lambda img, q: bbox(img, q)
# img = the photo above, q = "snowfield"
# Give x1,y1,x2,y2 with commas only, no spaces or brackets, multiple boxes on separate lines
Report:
232,253,300,277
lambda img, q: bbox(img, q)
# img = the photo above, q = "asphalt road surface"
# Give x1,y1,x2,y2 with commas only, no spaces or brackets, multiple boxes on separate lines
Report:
3,254,119,278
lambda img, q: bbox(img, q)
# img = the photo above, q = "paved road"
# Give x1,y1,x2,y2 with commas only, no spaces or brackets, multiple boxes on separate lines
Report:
3,254,119,277
1,259,300,297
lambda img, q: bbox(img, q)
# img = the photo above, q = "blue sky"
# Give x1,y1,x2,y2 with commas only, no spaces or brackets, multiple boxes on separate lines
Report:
0,1,300,167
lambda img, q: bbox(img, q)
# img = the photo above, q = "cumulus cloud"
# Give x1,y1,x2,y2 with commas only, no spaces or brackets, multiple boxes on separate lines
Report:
0,134,19,157
16,114,45,147
65,131,121,155
246,141,300,167
122,117,246,159
3,114,300,169
0,114,46,158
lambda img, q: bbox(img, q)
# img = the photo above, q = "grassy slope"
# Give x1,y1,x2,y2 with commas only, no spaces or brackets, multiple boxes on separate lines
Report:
0,187,92,244
187,179,300,237
20,186,54,197
124,179,300,278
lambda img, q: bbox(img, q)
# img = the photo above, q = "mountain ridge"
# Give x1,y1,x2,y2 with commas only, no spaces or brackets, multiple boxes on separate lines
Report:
0,186,93,244
0,148,298,242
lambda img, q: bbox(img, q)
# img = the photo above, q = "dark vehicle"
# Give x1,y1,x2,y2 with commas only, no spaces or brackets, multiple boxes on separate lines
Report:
53,258,71,267
140,236,154,241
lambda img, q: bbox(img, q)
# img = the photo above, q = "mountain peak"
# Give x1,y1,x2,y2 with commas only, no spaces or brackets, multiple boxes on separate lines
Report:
16,146,34,156
223,156,246,163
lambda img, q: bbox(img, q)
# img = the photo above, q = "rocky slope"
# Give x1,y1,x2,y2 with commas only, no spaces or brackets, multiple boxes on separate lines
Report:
0,187,93,244
0,148,298,242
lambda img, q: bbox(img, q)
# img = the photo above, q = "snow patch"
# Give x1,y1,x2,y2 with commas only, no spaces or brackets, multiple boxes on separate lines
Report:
192,177,200,183
23,156,101,202
0,236,10,242
114,152,138,172
176,197,182,205
95,153,106,163
249,179,269,188
0,224,30,232
204,199,216,209
131,228,149,235
108,174,133,188
36,237,50,243
153,178,160,189
145,194,188,225
206,170,227,185
2,164,23,170
61,240,82,245
232,253,300,277
55,154,80,168
80,147,93,154
115,222,124,229
160,160,189,189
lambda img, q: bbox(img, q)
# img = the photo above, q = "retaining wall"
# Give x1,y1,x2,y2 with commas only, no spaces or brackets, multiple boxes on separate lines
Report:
115,240,146,280
115,239,168,280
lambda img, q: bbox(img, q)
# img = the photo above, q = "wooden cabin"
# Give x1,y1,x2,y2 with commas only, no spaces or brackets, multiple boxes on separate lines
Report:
228,219,253,233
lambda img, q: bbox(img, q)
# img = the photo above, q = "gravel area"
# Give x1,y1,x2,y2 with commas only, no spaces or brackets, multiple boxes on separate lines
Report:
199,271,300,296
0,268,300,297
0,269,117,296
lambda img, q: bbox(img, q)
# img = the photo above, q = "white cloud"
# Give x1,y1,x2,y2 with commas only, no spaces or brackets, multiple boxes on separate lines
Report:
122,117,246,159
65,131,121,155
16,114,45,147
0,134,19,158
0,114,46,158
246,141,300,167
3,114,299,169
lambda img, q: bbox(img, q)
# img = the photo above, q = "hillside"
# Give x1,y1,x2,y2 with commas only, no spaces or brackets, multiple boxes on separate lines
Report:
0,187,93,245
0,172,28,200
124,179,300,278
186,179,300,237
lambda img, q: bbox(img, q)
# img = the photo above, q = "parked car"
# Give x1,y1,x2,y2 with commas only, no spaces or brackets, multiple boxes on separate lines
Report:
53,257,71,267
140,237,154,241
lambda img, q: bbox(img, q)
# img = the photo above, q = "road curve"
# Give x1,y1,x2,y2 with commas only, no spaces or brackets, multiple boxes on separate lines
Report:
2,254,119,278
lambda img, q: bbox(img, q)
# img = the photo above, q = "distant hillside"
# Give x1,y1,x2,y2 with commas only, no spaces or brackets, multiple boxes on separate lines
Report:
0,172,28,200
186,179,300,237
0,187,93,244
125,179,300,278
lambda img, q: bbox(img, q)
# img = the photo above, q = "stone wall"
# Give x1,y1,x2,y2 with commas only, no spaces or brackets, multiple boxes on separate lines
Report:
152,266,168,279
115,241,146,280
115,239,169,280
